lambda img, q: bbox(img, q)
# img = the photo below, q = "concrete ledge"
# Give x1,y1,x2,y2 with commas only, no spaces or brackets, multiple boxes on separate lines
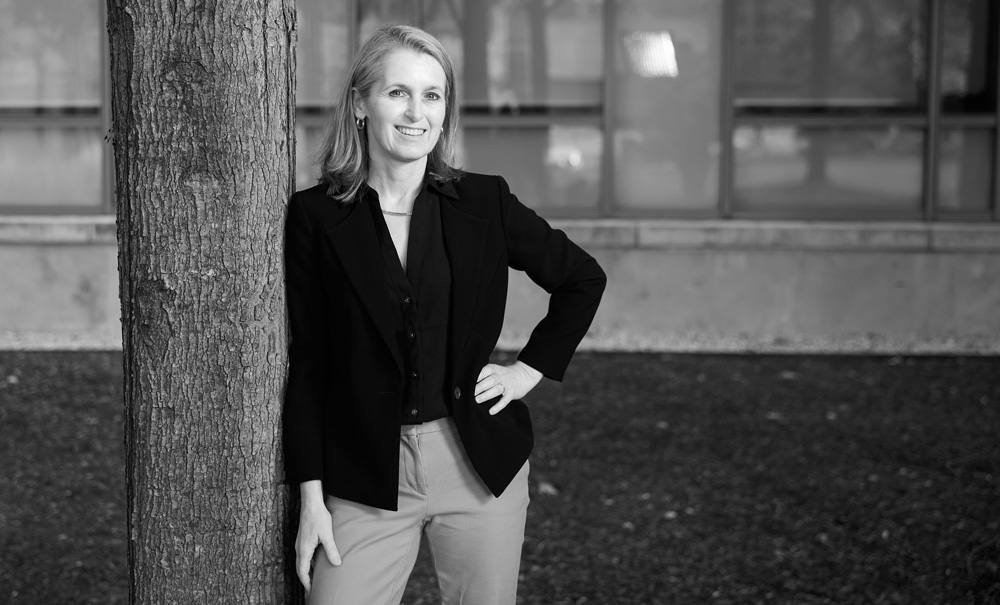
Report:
3,215,998,253
498,329,1000,355
6,327,998,354
0,330,122,351
552,219,1000,253
0,216,117,244
930,224,1000,252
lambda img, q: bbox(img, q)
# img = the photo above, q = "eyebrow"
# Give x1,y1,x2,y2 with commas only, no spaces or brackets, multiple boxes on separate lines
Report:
384,82,444,93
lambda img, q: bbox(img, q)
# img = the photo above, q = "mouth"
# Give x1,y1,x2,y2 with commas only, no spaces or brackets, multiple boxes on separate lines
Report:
396,126,426,137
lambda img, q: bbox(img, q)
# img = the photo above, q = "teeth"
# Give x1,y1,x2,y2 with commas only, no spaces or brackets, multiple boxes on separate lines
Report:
397,126,424,136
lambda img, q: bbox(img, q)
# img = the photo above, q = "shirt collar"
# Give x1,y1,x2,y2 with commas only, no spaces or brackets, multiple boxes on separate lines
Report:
359,172,459,202
426,174,459,200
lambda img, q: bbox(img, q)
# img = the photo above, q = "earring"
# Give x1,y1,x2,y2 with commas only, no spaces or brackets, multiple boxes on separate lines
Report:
355,117,366,130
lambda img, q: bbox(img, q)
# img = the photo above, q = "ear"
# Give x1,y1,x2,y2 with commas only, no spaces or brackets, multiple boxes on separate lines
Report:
351,88,366,120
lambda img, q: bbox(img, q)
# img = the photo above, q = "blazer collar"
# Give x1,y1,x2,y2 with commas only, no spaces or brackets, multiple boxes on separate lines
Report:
324,202,405,373
427,176,459,200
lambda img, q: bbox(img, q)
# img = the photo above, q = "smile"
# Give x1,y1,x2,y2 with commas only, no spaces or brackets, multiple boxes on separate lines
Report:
396,126,425,137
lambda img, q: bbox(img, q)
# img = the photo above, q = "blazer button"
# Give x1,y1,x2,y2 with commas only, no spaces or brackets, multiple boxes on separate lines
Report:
453,386,461,399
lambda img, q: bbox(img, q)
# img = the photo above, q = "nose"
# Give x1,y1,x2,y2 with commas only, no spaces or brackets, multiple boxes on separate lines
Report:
405,97,423,121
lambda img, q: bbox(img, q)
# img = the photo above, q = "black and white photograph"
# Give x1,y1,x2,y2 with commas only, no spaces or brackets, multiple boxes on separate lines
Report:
1,1,998,603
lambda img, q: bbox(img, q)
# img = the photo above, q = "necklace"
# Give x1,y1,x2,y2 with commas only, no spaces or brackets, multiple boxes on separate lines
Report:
381,209,412,217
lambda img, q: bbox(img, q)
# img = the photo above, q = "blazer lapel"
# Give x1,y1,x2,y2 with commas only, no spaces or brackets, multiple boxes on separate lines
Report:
441,197,490,358
324,203,404,374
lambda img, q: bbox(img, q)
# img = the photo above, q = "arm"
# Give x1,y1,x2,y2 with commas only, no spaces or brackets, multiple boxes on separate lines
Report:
499,175,606,381
283,193,329,483
476,176,607,413
284,195,342,591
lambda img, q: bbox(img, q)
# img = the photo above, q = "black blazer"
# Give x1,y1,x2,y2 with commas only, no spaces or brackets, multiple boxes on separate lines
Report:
283,172,606,511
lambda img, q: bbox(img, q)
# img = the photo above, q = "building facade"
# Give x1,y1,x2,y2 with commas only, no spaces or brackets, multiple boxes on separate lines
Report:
2,0,999,352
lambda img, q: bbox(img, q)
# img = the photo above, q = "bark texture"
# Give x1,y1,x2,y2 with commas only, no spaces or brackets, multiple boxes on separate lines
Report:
107,1,299,602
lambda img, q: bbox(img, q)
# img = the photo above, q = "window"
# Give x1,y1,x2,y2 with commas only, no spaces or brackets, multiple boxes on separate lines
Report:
2,0,995,221
612,0,723,215
425,0,605,214
0,0,108,212
729,0,999,220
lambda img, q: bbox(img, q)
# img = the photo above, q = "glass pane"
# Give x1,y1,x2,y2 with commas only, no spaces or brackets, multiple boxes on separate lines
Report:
359,0,413,43
0,0,102,108
424,0,604,109
296,0,350,107
733,125,924,214
938,129,993,212
612,0,722,211
0,127,102,207
941,0,998,113
733,0,927,111
295,124,326,191
460,125,602,210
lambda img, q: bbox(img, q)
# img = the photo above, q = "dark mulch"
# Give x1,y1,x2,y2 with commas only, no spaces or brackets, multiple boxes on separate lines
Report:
1,351,998,604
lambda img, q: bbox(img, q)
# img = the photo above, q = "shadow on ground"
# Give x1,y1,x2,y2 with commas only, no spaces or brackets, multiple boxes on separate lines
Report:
1,352,998,604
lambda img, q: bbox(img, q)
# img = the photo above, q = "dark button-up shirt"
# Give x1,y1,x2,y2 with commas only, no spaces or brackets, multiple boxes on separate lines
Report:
365,180,452,424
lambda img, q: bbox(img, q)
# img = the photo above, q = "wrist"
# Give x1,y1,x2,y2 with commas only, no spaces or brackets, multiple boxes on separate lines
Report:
299,480,326,509
514,361,542,384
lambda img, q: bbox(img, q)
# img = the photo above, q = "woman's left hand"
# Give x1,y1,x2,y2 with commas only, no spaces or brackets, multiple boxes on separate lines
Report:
475,361,543,415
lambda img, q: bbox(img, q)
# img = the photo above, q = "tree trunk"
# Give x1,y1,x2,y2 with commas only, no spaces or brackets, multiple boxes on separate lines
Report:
106,1,300,602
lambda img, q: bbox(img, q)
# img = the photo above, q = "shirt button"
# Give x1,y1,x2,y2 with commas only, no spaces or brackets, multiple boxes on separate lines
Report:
411,371,419,379
408,332,416,340
403,296,411,304
453,387,461,399
410,409,418,417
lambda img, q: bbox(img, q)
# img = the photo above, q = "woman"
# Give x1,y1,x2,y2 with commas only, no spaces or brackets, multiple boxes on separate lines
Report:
284,24,606,604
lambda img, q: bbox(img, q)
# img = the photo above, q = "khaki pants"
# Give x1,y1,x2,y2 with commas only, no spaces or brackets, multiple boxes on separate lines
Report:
309,417,530,605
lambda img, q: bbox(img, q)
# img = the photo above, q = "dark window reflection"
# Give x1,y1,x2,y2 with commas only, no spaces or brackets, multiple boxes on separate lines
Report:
941,0,998,113
733,0,927,114
424,0,604,110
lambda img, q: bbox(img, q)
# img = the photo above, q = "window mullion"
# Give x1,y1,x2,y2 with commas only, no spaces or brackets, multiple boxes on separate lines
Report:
601,0,614,219
924,0,942,222
719,0,735,219
994,0,1000,222
102,0,114,215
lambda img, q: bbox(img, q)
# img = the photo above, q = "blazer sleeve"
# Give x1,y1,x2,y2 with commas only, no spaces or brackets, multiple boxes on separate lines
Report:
282,192,329,484
498,175,607,381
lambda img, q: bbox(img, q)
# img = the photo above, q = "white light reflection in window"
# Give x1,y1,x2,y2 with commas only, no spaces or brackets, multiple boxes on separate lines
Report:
623,31,679,78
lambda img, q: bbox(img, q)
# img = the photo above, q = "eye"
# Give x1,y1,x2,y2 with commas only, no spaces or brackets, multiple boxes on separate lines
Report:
388,89,406,98
424,91,442,101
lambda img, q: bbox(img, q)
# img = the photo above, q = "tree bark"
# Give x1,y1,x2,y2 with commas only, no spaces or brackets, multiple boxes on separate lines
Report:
106,1,299,602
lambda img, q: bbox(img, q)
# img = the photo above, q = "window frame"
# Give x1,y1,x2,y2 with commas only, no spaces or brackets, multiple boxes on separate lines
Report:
723,0,999,223
0,0,113,215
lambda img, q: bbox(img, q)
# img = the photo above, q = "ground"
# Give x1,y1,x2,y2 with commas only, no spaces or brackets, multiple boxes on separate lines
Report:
0,351,998,604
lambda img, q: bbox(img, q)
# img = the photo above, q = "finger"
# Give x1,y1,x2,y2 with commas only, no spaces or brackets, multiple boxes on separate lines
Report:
475,377,497,398
476,383,505,403
296,544,313,591
477,365,494,381
321,535,342,567
489,395,511,415
475,371,502,397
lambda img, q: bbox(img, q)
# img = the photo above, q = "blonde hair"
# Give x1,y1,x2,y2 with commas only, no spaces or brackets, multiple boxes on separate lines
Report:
316,25,462,202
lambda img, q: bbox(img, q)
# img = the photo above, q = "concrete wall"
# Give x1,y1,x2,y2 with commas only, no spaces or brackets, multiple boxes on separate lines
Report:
2,217,1000,353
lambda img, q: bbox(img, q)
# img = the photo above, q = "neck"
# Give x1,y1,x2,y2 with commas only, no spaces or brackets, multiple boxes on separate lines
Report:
367,157,427,211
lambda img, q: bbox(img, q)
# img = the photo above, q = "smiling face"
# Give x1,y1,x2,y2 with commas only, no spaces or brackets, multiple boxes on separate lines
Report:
354,48,448,173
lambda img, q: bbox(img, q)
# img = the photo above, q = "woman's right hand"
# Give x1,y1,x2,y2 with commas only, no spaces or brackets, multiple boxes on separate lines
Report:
295,480,341,594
